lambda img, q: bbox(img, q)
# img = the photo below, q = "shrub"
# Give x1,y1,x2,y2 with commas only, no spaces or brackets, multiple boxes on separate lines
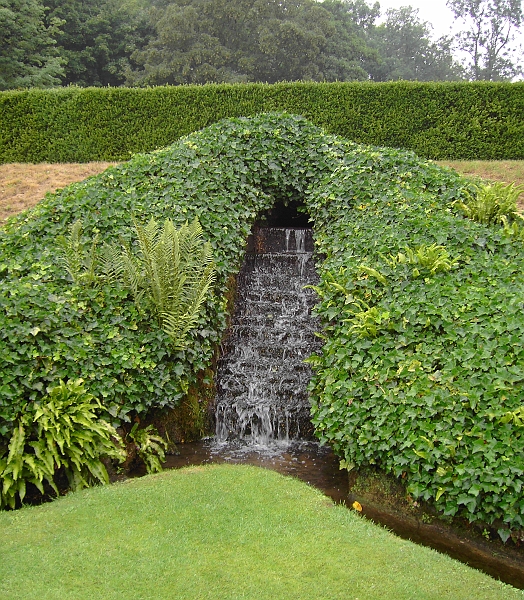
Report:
1,81,524,162
454,182,524,226
58,217,217,350
126,423,168,475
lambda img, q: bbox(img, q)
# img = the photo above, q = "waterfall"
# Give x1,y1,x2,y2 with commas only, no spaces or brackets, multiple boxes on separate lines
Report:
215,227,321,445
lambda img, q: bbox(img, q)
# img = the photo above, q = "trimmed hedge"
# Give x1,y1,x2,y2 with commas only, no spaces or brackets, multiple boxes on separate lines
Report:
1,81,524,163
1,113,523,538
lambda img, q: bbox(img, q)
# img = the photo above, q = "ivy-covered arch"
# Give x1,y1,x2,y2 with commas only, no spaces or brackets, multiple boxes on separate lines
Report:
1,113,523,535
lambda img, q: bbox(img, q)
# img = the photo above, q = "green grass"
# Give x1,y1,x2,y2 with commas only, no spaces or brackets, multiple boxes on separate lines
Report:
0,464,521,600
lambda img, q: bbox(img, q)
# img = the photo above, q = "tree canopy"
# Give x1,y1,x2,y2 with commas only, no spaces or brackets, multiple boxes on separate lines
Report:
447,0,524,80
0,0,522,89
43,0,151,86
0,0,64,90
367,6,463,81
126,0,379,86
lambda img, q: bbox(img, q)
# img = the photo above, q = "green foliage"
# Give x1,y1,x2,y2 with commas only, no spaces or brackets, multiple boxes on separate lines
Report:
58,217,217,350
43,0,151,87
367,6,462,82
1,82,524,163
1,112,523,537
455,181,524,225
57,220,99,285
127,423,167,474
498,406,524,428
0,379,124,508
119,217,216,350
384,244,459,277
127,0,376,86
0,0,65,90
306,142,524,539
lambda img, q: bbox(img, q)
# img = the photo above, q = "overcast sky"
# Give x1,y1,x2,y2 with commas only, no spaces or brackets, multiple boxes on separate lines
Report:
376,0,524,48
376,0,456,38
375,0,524,78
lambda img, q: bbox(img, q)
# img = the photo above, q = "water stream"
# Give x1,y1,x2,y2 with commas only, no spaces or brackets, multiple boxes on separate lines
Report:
214,227,321,444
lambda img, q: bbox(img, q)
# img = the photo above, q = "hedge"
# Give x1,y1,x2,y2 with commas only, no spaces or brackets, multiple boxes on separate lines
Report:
1,81,523,163
1,113,523,537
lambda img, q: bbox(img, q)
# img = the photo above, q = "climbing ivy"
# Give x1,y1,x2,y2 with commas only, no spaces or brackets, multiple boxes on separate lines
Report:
1,113,523,538
306,159,524,541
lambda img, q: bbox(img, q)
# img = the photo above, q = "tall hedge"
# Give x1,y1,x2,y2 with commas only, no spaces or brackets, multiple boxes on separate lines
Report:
1,81,523,163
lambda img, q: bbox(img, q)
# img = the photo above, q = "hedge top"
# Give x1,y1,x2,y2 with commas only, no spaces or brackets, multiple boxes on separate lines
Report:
1,81,524,162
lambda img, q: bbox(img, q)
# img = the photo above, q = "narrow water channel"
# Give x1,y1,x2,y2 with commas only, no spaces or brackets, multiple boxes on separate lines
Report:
131,439,524,589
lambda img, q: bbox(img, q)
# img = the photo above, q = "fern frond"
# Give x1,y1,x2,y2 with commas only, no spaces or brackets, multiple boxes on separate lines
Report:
120,245,145,305
57,220,85,283
161,261,216,348
98,243,125,283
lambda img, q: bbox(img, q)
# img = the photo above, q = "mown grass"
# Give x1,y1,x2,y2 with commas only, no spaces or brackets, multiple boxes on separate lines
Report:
0,464,521,600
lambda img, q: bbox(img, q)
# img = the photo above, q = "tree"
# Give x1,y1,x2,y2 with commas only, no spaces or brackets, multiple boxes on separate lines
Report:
322,0,380,31
44,0,151,86
0,0,64,90
126,1,241,86
320,0,382,81
447,0,524,80
126,0,379,86
368,6,463,81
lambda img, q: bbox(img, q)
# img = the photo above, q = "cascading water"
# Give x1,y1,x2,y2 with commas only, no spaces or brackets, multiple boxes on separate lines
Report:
214,227,321,446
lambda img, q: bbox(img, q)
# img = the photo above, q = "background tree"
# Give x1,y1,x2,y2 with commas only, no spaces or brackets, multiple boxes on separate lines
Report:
368,6,463,81
447,0,524,80
44,0,151,86
0,0,64,90
125,0,241,86
320,0,382,81
126,0,380,86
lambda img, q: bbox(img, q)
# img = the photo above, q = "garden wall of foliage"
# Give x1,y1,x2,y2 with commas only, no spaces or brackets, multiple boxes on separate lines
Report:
1,81,524,163
1,113,523,539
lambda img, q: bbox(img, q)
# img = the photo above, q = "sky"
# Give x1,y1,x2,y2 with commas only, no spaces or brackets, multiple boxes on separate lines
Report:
375,0,456,39
376,0,524,74
376,0,524,47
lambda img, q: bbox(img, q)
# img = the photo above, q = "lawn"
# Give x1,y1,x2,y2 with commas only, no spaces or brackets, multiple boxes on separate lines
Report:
0,464,521,600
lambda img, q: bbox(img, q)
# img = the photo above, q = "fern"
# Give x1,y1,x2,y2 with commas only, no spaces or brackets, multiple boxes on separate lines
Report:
57,217,216,350
385,244,458,276
97,242,125,283
0,380,125,509
343,300,391,339
455,182,524,226
57,220,98,285
127,423,167,474
129,217,216,349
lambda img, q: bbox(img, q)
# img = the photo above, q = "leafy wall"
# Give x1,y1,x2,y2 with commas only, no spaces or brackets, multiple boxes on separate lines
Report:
1,81,524,162
0,113,522,536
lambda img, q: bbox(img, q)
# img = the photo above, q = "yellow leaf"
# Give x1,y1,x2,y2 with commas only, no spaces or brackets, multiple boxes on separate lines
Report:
352,500,363,512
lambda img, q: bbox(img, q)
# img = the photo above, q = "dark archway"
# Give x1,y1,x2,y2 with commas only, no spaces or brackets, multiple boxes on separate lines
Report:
254,198,310,227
